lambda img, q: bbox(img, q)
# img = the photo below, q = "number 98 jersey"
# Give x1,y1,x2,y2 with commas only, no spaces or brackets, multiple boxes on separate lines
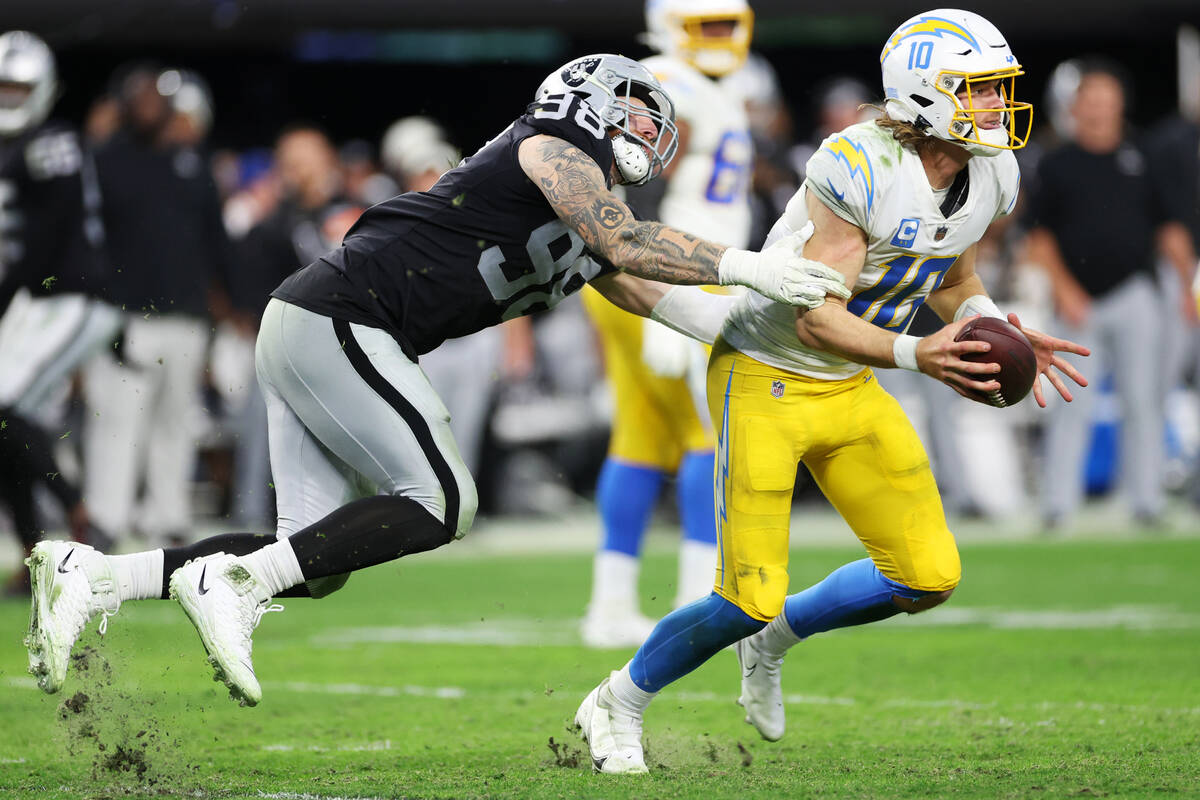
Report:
724,120,1020,380
272,94,619,357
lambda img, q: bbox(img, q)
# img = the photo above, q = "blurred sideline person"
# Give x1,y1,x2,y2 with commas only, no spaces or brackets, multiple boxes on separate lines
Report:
223,125,363,527
1147,75,1200,505
0,31,118,588
579,0,756,648
25,54,848,707
576,11,1090,774
82,64,235,547
380,118,535,477
1026,59,1195,529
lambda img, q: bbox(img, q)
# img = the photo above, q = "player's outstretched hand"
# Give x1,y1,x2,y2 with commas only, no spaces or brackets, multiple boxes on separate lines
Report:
718,222,851,309
1006,312,1090,408
917,315,1003,399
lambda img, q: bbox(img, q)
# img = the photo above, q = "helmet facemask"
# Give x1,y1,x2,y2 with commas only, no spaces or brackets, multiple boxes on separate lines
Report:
602,78,679,185
936,68,1032,153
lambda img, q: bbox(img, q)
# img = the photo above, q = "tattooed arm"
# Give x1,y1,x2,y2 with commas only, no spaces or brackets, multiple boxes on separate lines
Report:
517,133,725,283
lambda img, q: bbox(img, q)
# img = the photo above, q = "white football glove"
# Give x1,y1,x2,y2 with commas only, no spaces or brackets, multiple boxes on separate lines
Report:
642,317,700,378
718,222,851,309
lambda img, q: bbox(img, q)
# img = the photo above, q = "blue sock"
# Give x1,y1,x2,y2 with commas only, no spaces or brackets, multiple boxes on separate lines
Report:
629,592,765,692
782,557,931,639
596,459,665,557
676,451,717,545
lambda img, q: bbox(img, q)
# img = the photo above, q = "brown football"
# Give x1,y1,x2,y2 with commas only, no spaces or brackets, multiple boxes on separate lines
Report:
953,316,1037,407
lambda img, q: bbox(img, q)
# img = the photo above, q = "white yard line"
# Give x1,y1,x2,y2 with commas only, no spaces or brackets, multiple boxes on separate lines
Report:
311,606,1200,653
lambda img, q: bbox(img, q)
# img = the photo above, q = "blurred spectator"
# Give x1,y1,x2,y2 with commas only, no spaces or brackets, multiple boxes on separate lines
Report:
789,76,877,183
725,52,798,250
339,138,397,208
1025,58,1194,529
1147,57,1200,503
0,30,117,586
222,124,364,527
82,64,234,546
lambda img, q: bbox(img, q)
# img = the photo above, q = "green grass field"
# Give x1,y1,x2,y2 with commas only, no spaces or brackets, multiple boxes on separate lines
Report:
1,531,1198,799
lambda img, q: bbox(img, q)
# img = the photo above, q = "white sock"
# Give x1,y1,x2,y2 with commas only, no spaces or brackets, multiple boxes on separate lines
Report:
239,539,306,600
107,550,164,602
754,612,803,659
602,662,656,717
587,550,641,618
674,540,718,608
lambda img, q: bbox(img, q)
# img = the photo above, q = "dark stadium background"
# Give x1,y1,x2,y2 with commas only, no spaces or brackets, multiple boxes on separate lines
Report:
4,0,1197,153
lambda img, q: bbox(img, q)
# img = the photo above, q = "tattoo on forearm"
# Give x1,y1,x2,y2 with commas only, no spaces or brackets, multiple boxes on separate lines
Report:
523,136,725,284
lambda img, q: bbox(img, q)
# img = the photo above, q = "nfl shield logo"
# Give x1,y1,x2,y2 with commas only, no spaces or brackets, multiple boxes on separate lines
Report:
771,380,785,398
934,225,949,241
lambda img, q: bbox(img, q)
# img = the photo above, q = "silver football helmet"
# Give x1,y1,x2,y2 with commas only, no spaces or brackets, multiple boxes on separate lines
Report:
0,31,58,136
536,53,679,185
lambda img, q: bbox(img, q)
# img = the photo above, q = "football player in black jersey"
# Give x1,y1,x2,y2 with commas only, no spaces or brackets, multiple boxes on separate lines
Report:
0,31,117,592
25,54,850,705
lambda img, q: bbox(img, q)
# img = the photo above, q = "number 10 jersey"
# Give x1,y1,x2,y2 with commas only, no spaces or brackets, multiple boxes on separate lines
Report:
723,120,1021,380
273,94,619,357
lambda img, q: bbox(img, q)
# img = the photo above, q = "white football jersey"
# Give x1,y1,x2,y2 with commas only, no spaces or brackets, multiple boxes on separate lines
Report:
642,54,752,248
724,120,1020,380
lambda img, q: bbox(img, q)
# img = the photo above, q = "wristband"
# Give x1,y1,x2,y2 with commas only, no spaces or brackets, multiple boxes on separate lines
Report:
892,334,920,371
954,294,1003,322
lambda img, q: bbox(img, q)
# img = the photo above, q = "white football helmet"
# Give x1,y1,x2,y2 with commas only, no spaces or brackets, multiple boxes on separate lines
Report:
0,31,58,136
536,54,679,185
879,9,1032,156
644,0,754,77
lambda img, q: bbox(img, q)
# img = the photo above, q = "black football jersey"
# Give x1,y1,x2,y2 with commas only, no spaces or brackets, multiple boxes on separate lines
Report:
272,94,619,357
0,121,106,313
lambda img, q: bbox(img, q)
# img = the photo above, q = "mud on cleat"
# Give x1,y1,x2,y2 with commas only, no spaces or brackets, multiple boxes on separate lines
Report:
574,675,648,774
169,553,283,707
24,541,119,694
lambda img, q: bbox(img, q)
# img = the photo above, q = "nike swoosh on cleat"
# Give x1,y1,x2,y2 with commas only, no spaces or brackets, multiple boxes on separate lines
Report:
198,565,210,595
743,662,757,678
56,549,75,574
592,756,607,771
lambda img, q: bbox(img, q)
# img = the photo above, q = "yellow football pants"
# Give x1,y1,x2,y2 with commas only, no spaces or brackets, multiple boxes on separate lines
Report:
582,286,713,470
707,338,961,622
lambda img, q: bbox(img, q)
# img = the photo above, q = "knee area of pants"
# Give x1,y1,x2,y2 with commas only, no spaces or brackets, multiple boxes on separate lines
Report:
894,586,955,614
745,588,787,625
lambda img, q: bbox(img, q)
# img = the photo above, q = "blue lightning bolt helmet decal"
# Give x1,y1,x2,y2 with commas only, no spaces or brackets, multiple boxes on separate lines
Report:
879,15,981,64
822,136,874,214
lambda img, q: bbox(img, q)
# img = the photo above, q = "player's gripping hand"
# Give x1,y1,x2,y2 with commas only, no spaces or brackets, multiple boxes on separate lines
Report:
718,222,851,309
915,315,1003,398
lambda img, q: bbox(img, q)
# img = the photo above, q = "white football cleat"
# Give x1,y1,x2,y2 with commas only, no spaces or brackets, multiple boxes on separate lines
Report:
169,553,283,707
25,541,119,694
580,609,657,649
575,676,648,774
736,636,786,741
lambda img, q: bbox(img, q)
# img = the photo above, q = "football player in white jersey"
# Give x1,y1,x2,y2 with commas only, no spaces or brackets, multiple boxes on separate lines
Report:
575,10,1090,773
579,0,756,647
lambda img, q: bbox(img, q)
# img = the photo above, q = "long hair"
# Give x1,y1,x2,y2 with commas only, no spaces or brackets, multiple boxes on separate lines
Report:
868,105,938,153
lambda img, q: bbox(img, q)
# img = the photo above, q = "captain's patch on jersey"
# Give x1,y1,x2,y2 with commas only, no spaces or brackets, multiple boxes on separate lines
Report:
890,218,920,248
